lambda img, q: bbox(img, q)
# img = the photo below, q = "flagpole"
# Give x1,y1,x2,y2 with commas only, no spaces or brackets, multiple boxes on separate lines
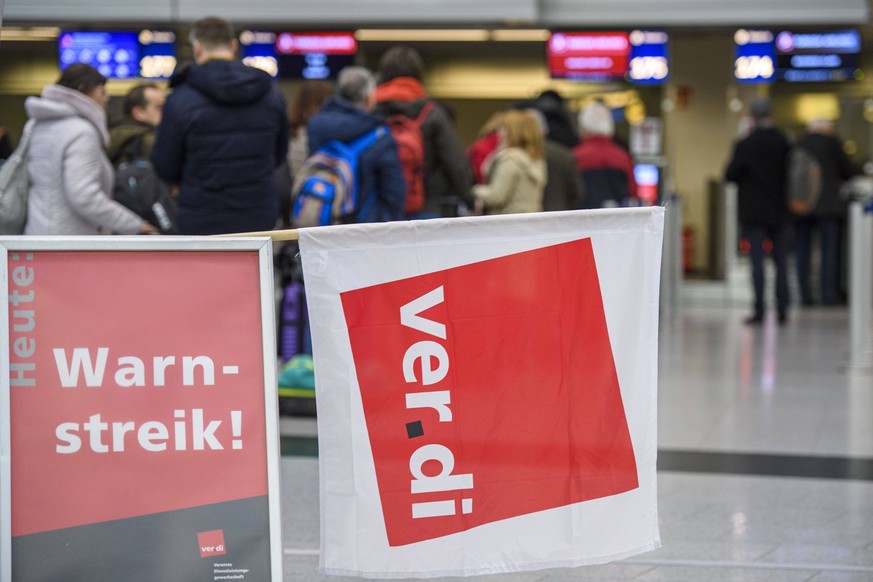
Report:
213,229,300,241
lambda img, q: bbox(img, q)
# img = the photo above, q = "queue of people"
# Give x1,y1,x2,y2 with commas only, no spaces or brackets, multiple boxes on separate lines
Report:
10,15,643,240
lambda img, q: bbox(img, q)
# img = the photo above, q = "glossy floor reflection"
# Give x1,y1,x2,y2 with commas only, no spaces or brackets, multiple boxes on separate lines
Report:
280,281,873,581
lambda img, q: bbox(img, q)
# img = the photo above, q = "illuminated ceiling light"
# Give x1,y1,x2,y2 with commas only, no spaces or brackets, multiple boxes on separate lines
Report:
490,29,550,42
355,29,489,42
0,27,61,41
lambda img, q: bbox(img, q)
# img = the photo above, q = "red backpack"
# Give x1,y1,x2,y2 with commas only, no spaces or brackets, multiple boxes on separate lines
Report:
386,101,434,214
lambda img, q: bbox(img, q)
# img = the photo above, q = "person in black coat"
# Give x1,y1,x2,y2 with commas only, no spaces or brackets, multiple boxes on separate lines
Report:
725,99,792,324
531,90,580,149
307,67,406,224
151,17,289,235
373,46,473,218
793,119,856,305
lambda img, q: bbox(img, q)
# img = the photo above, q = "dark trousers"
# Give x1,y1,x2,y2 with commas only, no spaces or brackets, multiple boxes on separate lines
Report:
794,216,841,304
744,223,790,317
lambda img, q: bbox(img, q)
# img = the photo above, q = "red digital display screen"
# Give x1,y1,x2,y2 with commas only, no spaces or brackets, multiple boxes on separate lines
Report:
275,32,357,55
547,32,630,81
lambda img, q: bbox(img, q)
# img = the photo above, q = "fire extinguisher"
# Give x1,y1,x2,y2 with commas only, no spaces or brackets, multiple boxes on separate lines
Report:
682,227,695,273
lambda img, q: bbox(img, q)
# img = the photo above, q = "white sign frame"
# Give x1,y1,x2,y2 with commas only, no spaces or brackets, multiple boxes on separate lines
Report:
0,236,282,582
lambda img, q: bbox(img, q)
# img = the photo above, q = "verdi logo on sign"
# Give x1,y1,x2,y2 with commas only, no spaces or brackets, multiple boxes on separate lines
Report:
340,238,639,546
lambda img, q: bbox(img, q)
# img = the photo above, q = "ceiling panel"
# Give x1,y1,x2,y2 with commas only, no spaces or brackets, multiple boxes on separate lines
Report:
540,0,869,27
3,0,173,22
176,0,538,24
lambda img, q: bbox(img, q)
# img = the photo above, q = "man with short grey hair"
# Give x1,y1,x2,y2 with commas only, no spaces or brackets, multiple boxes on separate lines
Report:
336,66,377,107
306,66,406,223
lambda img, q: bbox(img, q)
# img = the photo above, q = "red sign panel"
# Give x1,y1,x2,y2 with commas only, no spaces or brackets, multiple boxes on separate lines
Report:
548,32,630,80
341,238,639,547
4,244,277,581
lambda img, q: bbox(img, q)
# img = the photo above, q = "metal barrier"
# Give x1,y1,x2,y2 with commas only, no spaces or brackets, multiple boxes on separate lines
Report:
848,196,873,374
660,196,683,317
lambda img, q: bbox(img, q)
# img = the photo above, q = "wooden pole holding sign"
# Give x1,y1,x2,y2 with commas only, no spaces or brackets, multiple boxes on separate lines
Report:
215,229,300,241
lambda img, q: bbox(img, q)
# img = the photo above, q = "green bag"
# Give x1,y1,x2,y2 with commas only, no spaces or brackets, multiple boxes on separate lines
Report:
278,354,315,394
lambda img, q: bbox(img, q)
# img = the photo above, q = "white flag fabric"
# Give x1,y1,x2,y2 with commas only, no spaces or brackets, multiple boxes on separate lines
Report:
299,208,663,578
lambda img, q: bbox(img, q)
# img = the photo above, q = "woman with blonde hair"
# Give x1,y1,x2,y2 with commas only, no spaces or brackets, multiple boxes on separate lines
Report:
472,109,546,214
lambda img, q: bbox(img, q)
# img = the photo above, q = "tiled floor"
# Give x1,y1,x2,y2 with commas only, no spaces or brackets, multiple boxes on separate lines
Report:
279,275,873,581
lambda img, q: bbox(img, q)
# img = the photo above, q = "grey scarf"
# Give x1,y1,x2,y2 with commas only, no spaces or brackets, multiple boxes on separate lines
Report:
40,84,110,146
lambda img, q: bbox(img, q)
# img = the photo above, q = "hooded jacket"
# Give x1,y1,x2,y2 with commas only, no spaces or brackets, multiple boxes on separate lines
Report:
151,59,289,235
573,135,637,209
373,77,473,215
107,119,155,166
532,92,579,149
24,84,143,235
472,147,547,214
307,96,406,223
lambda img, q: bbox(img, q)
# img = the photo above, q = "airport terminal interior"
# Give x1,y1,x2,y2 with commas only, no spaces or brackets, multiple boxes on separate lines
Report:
3,0,873,579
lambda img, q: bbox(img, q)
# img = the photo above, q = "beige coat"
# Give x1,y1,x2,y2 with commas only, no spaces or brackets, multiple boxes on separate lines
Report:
473,147,547,214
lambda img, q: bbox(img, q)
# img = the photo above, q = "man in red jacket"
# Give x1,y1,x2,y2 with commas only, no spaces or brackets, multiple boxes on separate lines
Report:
573,101,637,209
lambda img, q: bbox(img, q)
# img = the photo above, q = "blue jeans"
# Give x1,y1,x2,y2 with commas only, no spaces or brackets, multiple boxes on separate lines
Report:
794,216,841,304
744,223,790,317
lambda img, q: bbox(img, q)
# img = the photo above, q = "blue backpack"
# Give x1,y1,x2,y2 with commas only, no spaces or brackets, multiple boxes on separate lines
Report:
292,126,386,227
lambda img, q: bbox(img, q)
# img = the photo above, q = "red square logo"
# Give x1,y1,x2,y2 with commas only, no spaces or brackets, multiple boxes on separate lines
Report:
340,238,639,546
198,529,227,558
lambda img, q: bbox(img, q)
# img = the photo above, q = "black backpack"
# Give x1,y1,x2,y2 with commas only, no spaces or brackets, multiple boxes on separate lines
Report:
112,133,179,234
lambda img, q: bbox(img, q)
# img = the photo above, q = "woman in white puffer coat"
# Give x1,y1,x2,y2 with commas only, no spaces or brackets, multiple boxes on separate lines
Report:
24,64,157,235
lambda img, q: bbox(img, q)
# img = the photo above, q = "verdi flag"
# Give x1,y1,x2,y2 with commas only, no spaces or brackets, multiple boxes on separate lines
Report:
299,208,663,577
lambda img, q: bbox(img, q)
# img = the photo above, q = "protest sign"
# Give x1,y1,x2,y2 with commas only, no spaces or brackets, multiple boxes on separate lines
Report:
1,237,282,582
299,208,664,577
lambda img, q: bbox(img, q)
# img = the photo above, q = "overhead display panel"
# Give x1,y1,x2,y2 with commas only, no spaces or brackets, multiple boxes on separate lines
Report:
548,30,669,84
775,29,861,82
59,32,140,79
58,30,176,80
239,30,279,78
734,29,776,84
275,32,356,80
547,32,630,81
628,30,669,85
733,28,862,83
137,30,177,80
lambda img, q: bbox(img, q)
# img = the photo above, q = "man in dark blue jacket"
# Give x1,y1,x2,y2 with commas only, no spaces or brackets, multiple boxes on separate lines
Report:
307,66,405,224
151,17,289,235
